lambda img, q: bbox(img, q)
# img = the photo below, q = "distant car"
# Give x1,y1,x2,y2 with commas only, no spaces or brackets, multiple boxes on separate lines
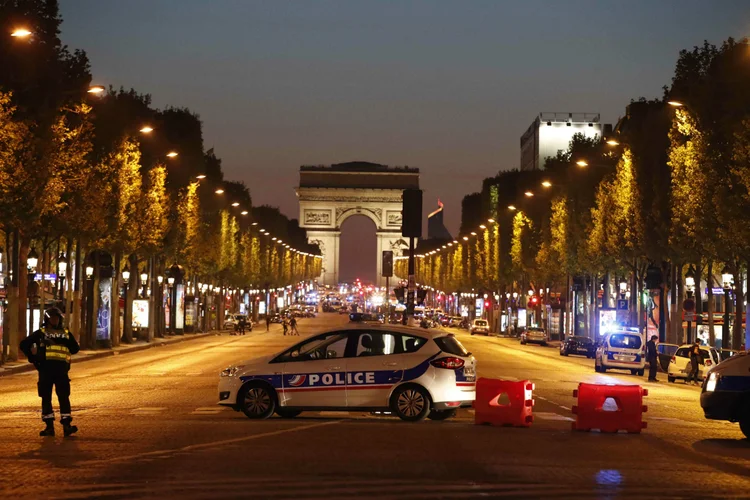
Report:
718,349,739,362
560,336,595,358
470,319,490,336
520,327,548,346
224,314,251,331
594,331,645,376
668,344,721,383
349,313,384,324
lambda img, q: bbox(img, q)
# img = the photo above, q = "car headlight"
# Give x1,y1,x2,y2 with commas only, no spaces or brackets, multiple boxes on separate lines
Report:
220,365,245,377
705,372,718,392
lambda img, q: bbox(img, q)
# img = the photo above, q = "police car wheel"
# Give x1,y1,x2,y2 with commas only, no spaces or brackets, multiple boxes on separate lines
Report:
391,385,431,422
637,369,645,376
276,409,302,418
239,383,276,419
668,376,675,383
427,409,456,421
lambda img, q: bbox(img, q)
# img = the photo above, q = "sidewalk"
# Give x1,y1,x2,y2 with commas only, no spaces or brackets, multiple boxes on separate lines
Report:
0,330,223,377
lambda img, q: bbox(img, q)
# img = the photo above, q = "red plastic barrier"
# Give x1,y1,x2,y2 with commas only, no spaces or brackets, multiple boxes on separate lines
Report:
474,377,535,427
571,383,648,433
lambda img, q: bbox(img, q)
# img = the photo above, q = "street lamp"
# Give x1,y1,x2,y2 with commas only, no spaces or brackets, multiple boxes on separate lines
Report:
157,275,164,285
57,253,68,278
196,174,206,180
11,28,32,38
541,180,552,188
166,151,178,158
721,265,733,349
215,189,224,195
87,85,105,94
27,248,39,272
619,278,627,298
140,271,148,297
524,191,534,197
122,265,130,284
508,205,517,211
576,160,588,167
140,126,154,134
85,265,94,280
667,100,685,107
167,276,175,287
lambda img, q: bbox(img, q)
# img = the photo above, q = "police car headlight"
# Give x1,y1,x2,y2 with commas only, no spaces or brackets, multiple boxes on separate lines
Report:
705,372,718,392
221,365,244,377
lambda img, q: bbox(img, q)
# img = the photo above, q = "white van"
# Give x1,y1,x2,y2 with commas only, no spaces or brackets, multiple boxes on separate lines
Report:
701,352,750,438
594,330,645,376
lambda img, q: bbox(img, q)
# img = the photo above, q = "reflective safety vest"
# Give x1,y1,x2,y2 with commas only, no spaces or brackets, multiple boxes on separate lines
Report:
40,328,73,364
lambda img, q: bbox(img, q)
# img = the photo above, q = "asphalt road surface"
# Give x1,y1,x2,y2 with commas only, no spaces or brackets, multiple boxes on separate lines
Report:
1,314,748,499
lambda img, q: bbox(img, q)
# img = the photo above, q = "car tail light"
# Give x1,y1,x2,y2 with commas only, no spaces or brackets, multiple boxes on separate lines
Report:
705,359,712,367
670,356,676,364
431,357,465,369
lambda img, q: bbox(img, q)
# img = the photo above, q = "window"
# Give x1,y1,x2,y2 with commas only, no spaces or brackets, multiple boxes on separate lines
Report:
276,333,349,362
608,334,642,349
675,347,689,358
474,320,488,327
356,332,397,357
434,335,469,356
400,334,427,353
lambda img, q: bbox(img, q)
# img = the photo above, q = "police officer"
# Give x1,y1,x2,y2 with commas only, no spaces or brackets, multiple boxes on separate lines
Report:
646,335,659,382
19,307,80,437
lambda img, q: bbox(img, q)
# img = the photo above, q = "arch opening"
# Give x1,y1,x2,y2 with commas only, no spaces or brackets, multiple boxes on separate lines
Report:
339,215,377,285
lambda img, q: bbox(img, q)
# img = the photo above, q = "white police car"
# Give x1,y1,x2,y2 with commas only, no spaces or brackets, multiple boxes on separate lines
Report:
218,324,476,422
700,351,750,438
594,329,646,376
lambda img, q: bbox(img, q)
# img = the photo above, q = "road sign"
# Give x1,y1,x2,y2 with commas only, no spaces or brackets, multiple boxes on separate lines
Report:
683,299,695,311
617,299,628,311
685,311,696,322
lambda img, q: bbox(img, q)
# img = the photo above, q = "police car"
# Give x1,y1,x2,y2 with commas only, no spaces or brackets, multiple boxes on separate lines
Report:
218,325,476,422
700,351,750,438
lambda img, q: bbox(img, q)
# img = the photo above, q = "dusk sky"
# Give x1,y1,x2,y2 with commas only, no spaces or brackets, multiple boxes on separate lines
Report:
60,1,749,283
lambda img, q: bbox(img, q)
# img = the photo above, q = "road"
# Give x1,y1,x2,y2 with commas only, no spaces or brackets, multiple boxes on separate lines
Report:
0,313,748,499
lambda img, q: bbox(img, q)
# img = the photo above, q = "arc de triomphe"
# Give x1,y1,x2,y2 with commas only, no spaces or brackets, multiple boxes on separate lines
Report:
296,162,419,287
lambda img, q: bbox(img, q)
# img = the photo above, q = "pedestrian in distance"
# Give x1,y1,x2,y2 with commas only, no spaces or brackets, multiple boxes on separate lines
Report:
238,316,246,335
290,316,299,335
686,340,702,385
646,335,659,382
265,315,270,332
19,307,80,437
282,318,288,336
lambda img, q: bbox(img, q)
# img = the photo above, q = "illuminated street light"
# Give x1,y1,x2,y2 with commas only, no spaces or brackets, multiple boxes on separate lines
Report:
667,101,684,107
27,248,39,271
508,205,517,211
524,191,534,197
215,189,225,194
139,126,154,134
541,180,552,188
122,266,131,284
462,236,469,241
576,160,588,167
166,151,178,158
241,210,249,215
87,85,105,94
57,253,68,278
196,174,206,180
85,266,94,280
606,139,620,146
11,28,32,38
251,222,258,226
231,202,240,207
487,218,495,223
470,232,477,236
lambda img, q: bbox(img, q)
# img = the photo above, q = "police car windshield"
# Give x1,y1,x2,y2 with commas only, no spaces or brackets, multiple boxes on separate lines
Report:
278,333,347,362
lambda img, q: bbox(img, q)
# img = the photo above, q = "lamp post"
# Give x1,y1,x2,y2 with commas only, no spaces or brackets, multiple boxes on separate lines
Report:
27,248,39,333
140,271,148,298
167,276,175,335
57,252,68,302
685,266,696,344
721,266,732,350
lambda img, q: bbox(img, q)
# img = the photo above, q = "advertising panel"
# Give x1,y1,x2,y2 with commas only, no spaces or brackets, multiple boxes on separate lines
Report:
258,301,266,315
132,299,150,328
96,277,112,340
517,308,527,328
175,285,185,330
185,300,196,327
598,308,618,336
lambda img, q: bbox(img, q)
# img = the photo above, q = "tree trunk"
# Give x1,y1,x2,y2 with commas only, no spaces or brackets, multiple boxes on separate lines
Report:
669,264,681,344
111,250,121,347
707,262,715,347
694,262,703,344
18,237,29,345
122,253,136,343
147,255,154,342
71,240,82,343
733,268,744,351
5,230,21,361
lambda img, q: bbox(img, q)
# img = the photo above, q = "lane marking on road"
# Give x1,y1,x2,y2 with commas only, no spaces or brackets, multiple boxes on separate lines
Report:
81,420,339,466
191,407,227,415
130,407,168,415
319,411,350,417
534,412,574,422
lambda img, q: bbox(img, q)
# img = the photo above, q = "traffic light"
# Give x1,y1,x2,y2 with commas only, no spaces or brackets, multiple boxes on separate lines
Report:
402,188,423,238
382,251,393,277
394,286,405,302
645,264,662,290
484,301,490,308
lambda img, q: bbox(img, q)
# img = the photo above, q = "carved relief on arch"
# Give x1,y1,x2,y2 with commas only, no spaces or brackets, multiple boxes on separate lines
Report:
335,206,383,228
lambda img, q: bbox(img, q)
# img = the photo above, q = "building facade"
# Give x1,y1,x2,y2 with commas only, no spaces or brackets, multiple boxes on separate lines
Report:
520,112,606,171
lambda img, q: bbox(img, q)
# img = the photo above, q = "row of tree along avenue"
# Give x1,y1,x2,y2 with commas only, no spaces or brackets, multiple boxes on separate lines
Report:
397,38,750,351
0,1,321,362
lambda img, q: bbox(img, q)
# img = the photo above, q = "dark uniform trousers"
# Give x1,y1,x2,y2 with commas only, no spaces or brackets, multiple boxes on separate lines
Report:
648,357,658,380
38,362,72,422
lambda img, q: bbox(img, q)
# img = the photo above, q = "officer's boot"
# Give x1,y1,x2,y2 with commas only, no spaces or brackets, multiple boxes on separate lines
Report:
61,419,78,437
39,420,55,437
